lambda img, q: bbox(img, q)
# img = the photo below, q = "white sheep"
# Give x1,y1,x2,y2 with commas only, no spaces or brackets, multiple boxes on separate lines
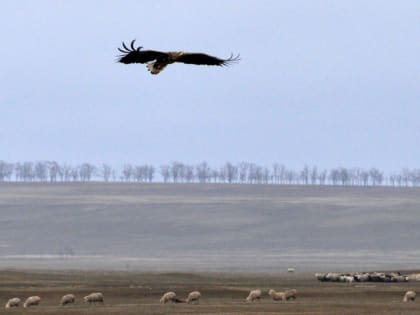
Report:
23,296,41,308
246,289,262,302
403,291,416,302
60,294,76,306
342,275,354,284
5,298,21,309
159,291,185,304
315,273,327,281
268,289,286,301
354,273,369,282
284,289,298,300
186,291,201,304
326,272,340,282
268,289,297,301
84,292,104,305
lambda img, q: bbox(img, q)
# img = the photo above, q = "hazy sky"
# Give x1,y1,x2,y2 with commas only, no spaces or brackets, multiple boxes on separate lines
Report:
1,0,419,171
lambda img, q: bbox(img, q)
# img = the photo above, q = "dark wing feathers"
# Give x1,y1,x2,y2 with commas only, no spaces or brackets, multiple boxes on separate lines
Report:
117,40,167,64
175,53,240,66
118,50,167,64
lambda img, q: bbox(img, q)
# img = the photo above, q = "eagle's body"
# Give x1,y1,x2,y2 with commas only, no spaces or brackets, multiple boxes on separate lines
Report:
117,40,239,75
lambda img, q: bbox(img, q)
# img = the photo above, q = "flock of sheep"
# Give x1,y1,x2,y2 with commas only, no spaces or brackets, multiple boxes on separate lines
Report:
4,273,418,309
159,291,202,304
4,288,297,309
5,292,104,309
314,272,417,303
315,271,411,283
246,288,298,302
159,288,298,304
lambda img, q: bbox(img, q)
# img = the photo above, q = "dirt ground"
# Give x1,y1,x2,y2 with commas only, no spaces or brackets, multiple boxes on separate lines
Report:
0,269,419,314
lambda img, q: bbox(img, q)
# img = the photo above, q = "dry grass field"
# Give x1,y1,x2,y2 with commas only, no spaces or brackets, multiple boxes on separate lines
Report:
0,269,420,314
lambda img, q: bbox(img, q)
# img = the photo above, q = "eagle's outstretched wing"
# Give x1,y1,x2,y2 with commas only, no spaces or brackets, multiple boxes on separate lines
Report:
117,40,167,64
175,53,240,66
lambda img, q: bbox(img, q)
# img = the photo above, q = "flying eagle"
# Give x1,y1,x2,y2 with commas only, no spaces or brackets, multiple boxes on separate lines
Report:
117,40,240,75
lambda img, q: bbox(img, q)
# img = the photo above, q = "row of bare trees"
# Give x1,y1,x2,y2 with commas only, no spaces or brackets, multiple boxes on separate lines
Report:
0,160,419,187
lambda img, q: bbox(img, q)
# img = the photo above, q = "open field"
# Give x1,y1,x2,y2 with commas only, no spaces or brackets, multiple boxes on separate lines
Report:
1,269,420,314
1,183,420,272
0,183,420,271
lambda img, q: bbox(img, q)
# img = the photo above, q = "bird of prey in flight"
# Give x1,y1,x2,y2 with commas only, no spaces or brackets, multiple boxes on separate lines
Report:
117,40,240,75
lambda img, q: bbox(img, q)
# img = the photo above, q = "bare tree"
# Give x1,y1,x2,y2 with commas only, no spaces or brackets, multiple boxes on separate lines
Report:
196,162,210,183
101,164,113,182
223,162,238,184
61,164,73,182
210,169,219,183
238,162,248,183
272,163,280,184
360,170,369,186
285,170,297,184
171,161,184,183
184,165,195,182
79,163,96,181
70,166,80,181
147,165,155,182
47,161,60,182
218,166,226,183
0,161,13,181
318,169,327,185
329,168,340,185
409,169,420,186
122,164,133,182
338,167,349,186
14,163,23,181
369,168,383,186
133,165,146,182
310,166,318,185
160,164,170,183
389,173,396,186
34,161,48,182
22,162,34,181
262,167,270,184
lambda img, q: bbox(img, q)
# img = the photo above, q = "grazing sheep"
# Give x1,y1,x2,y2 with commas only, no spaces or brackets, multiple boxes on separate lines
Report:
23,296,41,308
246,289,262,302
403,291,416,302
60,294,76,306
285,289,298,300
159,292,185,304
84,292,104,305
342,275,354,284
318,271,411,283
315,273,328,281
391,275,407,282
268,289,297,301
369,272,386,282
268,289,286,301
354,273,369,282
326,272,340,282
186,291,201,304
5,298,21,309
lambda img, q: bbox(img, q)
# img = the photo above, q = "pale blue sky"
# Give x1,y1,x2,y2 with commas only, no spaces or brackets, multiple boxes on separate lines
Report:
1,0,419,171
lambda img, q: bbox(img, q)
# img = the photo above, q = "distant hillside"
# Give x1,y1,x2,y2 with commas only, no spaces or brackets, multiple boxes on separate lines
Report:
0,183,419,271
